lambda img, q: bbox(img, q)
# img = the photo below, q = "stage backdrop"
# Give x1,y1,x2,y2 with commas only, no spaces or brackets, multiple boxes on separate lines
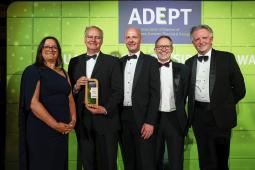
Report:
6,1,255,170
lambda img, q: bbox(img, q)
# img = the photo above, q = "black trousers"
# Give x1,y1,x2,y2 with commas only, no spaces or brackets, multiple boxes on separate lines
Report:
76,129,119,170
120,107,156,170
156,111,185,170
193,101,231,170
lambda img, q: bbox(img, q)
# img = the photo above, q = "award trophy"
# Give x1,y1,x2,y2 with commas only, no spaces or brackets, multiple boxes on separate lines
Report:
85,78,99,107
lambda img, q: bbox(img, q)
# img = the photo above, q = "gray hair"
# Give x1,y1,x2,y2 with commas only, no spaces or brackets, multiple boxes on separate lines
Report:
190,24,213,38
84,26,104,39
154,35,173,47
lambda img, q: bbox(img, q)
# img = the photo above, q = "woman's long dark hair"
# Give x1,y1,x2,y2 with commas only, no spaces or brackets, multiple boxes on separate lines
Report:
35,36,63,68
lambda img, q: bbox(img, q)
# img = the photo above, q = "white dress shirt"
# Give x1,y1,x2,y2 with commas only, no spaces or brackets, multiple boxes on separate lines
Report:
159,60,176,112
123,51,140,106
195,49,212,102
86,52,99,78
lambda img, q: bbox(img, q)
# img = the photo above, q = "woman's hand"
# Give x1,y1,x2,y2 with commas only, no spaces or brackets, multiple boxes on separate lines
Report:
54,122,73,134
68,119,76,129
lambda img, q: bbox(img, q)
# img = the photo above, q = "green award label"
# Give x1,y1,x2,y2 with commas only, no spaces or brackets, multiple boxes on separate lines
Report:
85,78,99,107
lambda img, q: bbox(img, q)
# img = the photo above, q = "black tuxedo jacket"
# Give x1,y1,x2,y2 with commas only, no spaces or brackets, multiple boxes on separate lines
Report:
185,49,246,129
68,52,123,135
120,52,160,129
167,61,189,135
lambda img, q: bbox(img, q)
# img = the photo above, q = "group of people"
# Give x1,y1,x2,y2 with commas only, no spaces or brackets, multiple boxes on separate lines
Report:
19,24,246,170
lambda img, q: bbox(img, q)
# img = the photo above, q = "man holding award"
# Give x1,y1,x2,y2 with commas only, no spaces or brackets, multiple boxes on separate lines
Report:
68,26,123,170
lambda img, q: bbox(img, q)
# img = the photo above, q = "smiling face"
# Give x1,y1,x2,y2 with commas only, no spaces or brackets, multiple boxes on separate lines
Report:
85,27,103,54
42,39,59,64
192,28,213,55
154,37,173,63
125,27,142,54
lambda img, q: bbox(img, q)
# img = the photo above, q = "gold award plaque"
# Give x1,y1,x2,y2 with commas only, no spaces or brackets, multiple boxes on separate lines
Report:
85,78,99,107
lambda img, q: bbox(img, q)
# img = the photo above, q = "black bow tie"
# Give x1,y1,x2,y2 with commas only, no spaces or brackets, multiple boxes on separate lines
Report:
86,54,97,60
197,55,209,62
159,61,170,67
127,54,137,60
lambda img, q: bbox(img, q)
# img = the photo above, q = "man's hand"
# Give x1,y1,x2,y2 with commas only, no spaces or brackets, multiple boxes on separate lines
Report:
86,105,107,115
75,76,88,91
141,123,154,140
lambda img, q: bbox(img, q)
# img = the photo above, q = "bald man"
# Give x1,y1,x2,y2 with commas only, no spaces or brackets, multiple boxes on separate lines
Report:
119,27,160,170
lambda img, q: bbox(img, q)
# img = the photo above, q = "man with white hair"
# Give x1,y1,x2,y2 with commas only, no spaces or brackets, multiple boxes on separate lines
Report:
185,24,246,170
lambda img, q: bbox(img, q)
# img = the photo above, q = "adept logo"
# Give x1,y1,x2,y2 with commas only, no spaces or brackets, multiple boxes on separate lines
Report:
128,7,192,25
119,1,201,44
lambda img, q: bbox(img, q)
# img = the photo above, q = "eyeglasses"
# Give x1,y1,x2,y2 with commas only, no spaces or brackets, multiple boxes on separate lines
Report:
155,45,172,50
86,35,102,41
43,45,58,51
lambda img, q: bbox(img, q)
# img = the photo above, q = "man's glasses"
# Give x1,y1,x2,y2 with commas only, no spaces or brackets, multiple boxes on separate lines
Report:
43,45,58,52
155,45,172,50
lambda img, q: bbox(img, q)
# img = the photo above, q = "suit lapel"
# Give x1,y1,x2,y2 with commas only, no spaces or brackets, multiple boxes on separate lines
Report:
79,54,87,77
191,56,197,94
77,55,87,102
172,62,180,95
121,55,128,73
91,52,103,78
209,49,216,97
172,62,180,102
132,53,144,93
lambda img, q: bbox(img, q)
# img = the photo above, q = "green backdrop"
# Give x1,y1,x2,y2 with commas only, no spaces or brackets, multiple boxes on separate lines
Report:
6,1,255,170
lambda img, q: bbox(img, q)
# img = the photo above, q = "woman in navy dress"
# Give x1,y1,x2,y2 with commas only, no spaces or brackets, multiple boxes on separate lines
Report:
19,36,76,170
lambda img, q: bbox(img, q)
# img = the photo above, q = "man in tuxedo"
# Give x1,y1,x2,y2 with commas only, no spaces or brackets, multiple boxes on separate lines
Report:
185,25,246,170
68,26,123,170
155,35,189,170
119,27,160,170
